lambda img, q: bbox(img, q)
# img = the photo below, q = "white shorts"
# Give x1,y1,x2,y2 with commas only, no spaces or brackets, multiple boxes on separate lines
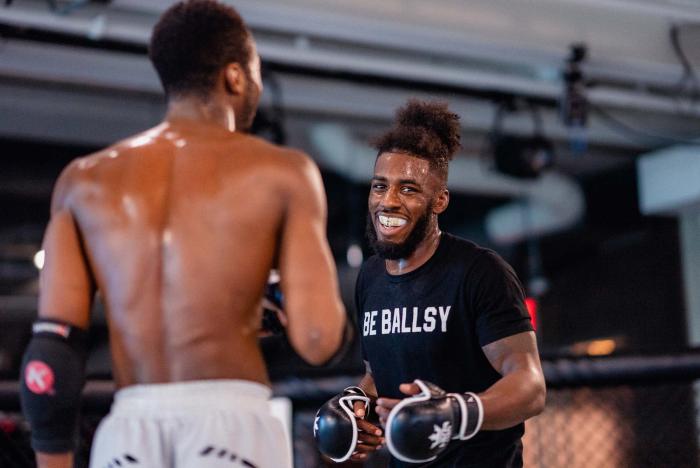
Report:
89,380,292,468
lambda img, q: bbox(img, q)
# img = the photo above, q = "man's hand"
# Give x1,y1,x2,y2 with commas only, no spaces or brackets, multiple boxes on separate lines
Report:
375,382,421,427
314,386,382,463
382,380,485,463
36,452,73,468
349,400,384,462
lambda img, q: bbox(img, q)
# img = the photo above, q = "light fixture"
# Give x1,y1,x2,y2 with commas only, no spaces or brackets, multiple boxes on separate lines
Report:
33,250,45,270
346,244,363,268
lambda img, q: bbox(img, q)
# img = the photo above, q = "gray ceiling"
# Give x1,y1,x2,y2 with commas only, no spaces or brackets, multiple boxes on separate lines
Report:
2,0,700,150
1,0,700,304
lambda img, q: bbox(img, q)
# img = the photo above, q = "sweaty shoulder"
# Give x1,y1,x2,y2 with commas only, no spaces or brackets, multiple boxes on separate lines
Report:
57,136,144,180
276,148,318,183
238,134,305,162
240,135,319,184
49,148,114,213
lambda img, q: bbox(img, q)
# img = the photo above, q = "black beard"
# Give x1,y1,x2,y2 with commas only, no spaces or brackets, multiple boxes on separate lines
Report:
366,206,432,260
237,79,258,133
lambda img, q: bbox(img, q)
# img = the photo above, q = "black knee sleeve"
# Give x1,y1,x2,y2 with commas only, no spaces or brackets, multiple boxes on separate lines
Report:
19,319,88,453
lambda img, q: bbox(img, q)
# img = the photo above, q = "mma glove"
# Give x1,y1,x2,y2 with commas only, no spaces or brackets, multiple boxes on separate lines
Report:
386,379,484,464
313,386,374,462
261,274,286,335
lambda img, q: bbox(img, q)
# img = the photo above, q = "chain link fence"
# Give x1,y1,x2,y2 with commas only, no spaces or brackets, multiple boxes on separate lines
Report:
523,383,698,468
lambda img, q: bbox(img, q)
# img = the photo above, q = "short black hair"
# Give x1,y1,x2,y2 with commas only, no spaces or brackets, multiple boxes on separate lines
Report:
373,99,461,181
149,0,252,98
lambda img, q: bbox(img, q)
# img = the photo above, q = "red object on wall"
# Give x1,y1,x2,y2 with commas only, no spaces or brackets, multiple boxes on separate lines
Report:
525,297,538,330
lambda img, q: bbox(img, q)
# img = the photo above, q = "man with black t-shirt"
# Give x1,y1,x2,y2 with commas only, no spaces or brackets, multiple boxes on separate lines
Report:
348,100,545,467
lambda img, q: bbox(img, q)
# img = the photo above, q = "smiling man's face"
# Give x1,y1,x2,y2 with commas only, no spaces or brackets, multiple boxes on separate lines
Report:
367,151,446,260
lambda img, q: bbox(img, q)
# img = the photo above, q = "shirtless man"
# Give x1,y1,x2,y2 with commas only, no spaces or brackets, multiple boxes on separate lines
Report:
19,2,346,467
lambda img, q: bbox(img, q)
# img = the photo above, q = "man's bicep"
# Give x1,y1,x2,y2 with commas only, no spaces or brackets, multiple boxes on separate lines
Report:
278,156,341,318
279,156,331,280
38,209,94,328
481,331,541,376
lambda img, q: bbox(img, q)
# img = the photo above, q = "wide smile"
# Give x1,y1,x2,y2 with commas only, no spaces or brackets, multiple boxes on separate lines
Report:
376,213,408,238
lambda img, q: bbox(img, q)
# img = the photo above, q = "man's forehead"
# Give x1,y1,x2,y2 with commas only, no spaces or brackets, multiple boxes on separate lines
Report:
373,152,432,180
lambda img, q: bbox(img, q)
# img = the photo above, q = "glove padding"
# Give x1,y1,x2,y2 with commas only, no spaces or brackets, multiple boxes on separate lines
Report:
313,386,372,462
386,379,484,464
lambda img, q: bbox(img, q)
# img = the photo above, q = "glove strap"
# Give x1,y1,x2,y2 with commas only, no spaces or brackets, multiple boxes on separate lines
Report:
338,386,370,419
447,392,484,440
343,386,367,397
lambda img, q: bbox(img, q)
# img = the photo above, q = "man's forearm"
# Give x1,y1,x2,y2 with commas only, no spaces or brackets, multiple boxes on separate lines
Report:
478,368,546,431
37,451,73,468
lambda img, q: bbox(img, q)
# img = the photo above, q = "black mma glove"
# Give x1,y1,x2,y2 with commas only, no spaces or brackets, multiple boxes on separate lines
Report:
313,386,373,462
260,270,287,336
385,379,484,464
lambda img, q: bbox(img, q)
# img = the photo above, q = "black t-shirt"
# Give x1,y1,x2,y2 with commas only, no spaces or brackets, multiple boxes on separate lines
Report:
355,233,534,468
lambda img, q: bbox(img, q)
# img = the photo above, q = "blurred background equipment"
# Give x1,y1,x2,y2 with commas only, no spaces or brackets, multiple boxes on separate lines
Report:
560,43,589,155
3,0,700,466
492,100,556,179
493,134,555,179
560,43,588,128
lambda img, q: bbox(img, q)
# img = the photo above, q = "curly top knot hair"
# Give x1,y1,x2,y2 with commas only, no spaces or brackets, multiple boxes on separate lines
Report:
373,99,461,180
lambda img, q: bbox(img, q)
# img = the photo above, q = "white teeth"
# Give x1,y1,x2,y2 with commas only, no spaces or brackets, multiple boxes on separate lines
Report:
378,215,407,228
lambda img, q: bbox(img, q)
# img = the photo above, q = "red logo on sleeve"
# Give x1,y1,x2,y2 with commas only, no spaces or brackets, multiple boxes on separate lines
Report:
25,360,55,395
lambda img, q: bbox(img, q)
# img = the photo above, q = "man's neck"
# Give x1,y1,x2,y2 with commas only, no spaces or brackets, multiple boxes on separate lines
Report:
384,228,442,276
165,97,237,133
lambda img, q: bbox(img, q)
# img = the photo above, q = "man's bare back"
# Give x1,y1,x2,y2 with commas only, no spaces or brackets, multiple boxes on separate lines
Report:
21,4,346,467
40,118,344,388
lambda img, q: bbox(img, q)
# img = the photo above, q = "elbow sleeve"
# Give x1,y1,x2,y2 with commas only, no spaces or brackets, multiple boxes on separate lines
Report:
19,319,88,453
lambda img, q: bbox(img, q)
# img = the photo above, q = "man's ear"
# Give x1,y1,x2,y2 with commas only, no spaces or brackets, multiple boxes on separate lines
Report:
223,62,246,95
433,188,449,214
